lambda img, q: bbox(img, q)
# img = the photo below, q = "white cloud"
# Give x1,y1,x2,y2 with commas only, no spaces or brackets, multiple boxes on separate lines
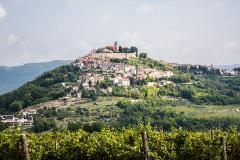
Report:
62,0,86,7
213,1,225,9
137,4,153,14
7,34,19,45
183,48,192,54
0,4,7,19
121,31,142,45
224,42,238,50
62,0,74,6
97,14,112,23
0,34,19,46
120,31,152,52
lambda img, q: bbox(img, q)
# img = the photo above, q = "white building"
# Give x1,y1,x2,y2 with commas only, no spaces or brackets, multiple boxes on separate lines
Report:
82,82,89,89
159,80,174,86
21,109,37,117
0,115,33,127
114,77,130,87
147,82,157,87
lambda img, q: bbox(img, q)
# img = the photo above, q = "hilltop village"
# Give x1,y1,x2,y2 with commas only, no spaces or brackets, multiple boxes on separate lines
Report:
68,42,173,93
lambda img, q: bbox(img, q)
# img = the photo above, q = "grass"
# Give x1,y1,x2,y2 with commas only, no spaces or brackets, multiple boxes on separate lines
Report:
161,104,240,119
62,96,132,123
73,97,240,121
36,95,240,130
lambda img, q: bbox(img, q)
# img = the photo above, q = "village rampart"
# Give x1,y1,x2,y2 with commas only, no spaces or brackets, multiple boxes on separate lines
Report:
89,52,136,59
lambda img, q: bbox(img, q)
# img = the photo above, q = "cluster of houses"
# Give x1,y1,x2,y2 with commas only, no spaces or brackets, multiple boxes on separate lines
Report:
74,63,173,89
170,63,214,70
220,69,240,76
170,63,217,75
220,69,236,76
171,62,240,77
69,42,174,93
0,109,36,127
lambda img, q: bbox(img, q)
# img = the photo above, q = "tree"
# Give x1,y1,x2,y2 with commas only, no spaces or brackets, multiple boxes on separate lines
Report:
0,122,9,131
88,81,93,87
234,68,237,73
9,100,24,112
68,121,83,131
170,74,191,83
129,77,137,86
119,45,122,52
199,66,208,73
142,86,159,98
83,122,105,132
23,93,33,106
110,58,127,64
129,46,138,53
33,117,57,132
139,53,148,58
90,92,97,101
234,67,240,74
180,87,195,100
146,75,154,82
121,47,130,53
136,52,139,57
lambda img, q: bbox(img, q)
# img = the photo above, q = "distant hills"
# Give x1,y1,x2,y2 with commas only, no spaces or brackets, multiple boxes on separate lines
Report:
0,60,73,95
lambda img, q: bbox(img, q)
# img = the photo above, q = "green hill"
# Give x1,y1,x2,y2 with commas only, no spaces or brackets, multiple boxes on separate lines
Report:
0,64,77,113
0,60,73,95
0,56,240,113
1,56,240,132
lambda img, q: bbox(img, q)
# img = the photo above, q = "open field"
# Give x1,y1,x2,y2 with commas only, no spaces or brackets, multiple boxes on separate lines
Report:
162,104,240,119
69,97,240,121
62,96,130,123
31,96,240,132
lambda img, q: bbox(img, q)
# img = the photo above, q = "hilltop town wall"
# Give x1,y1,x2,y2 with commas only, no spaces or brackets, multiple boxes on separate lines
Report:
89,52,136,59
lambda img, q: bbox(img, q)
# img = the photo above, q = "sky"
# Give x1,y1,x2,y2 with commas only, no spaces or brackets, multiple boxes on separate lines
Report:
0,0,240,66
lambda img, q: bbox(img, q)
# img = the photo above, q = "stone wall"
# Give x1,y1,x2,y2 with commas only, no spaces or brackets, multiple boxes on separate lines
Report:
89,52,136,59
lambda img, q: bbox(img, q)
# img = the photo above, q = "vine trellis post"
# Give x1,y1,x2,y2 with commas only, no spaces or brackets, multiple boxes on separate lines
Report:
222,137,227,160
20,134,30,160
141,131,150,160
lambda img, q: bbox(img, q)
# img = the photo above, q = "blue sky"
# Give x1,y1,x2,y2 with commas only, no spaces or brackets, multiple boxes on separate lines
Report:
0,0,239,66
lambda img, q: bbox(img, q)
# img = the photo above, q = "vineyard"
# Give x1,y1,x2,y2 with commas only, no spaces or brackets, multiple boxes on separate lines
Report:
1,127,240,160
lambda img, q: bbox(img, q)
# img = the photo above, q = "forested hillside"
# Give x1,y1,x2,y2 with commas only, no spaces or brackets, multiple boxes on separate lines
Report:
0,64,77,113
0,60,72,95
